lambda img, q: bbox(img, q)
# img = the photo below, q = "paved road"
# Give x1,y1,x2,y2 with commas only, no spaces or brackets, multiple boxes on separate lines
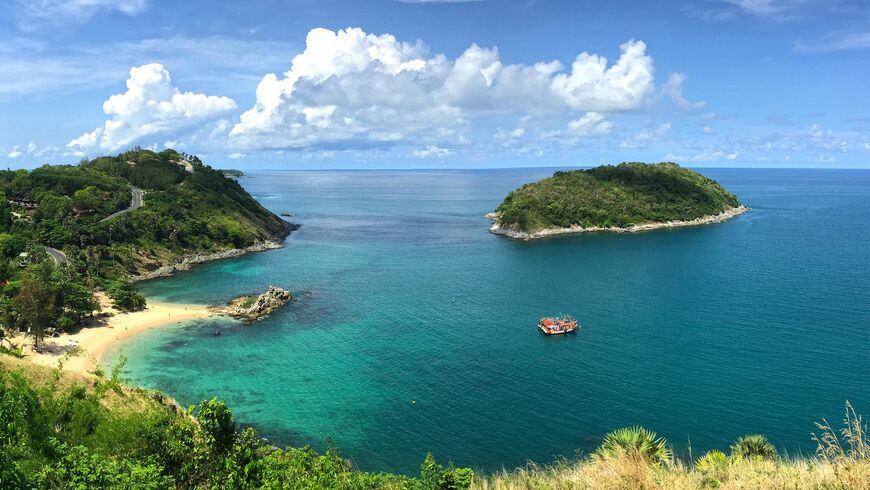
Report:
100,185,144,223
43,246,67,266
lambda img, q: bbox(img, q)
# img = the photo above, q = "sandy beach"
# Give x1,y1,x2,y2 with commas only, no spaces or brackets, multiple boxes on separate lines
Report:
11,294,216,375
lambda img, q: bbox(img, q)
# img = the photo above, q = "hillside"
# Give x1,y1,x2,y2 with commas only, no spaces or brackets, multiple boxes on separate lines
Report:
0,148,294,346
0,148,293,278
0,355,469,489
1,355,866,489
490,163,746,239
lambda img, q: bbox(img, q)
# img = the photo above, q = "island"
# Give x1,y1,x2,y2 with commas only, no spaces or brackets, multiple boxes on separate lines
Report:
487,162,749,240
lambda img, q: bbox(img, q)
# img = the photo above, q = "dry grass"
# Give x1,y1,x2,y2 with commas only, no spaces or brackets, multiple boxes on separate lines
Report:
474,454,869,489
474,402,870,490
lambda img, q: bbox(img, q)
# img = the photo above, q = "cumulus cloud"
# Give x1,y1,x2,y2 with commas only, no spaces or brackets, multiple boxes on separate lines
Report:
620,123,671,148
229,27,656,151
68,63,235,153
566,112,613,137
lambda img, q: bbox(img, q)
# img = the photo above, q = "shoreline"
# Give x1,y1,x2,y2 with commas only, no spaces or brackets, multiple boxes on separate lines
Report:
487,205,750,240
12,295,217,376
14,225,298,376
131,227,296,283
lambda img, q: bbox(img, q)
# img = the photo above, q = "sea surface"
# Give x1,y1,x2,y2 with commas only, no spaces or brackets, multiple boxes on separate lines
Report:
105,168,870,475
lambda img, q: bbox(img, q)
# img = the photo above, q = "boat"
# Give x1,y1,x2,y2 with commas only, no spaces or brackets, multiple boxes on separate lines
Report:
538,315,579,335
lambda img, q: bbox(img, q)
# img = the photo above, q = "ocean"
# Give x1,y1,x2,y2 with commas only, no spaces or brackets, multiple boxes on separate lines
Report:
105,167,870,475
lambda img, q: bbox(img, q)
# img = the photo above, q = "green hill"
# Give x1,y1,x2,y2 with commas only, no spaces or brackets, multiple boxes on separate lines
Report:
0,148,292,280
492,163,743,234
0,148,294,342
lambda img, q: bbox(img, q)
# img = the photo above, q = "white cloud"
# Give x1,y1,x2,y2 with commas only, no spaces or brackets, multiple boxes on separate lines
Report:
68,63,235,153
662,72,705,110
550,39,654,112
566,112,613,137
4,140,59,159
14,0,147,29
413,145,452,158
229,27,657,151
621,123,671,148
703,125,714,134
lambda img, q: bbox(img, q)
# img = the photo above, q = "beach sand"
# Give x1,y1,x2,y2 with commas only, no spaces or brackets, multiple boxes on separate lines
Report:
10,293,215,375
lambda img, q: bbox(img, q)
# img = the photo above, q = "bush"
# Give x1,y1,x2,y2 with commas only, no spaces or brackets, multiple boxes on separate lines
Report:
595,426,672,464
730,434,778,460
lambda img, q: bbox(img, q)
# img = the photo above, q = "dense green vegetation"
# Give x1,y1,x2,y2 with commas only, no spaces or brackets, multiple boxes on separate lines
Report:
494,163,742,232
0,148,292,347
0,357,472,489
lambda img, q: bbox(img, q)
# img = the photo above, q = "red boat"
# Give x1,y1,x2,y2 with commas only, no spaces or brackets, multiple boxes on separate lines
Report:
538,315,579,335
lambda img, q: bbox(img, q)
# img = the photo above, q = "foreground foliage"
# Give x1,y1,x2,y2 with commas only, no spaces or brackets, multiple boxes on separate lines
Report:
494,162,741,231
475,407,869,489
1,356,866,489
0,357,471,489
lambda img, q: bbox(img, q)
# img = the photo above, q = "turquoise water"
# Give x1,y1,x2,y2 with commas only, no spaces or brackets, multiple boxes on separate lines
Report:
106,168,870,475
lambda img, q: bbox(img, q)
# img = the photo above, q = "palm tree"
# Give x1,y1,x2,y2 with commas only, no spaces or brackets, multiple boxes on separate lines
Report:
730,434,778,460
595,426,672,464
696,449,728,470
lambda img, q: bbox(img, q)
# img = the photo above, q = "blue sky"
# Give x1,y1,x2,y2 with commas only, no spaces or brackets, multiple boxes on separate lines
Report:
1,0,868,169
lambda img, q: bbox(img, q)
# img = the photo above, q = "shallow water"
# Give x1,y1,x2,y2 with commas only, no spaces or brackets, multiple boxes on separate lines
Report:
106,167,870,475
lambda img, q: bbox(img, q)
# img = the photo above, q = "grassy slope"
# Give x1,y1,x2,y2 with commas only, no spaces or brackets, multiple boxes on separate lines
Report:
495,163,742,232
3,355,866,489
473,454,869,489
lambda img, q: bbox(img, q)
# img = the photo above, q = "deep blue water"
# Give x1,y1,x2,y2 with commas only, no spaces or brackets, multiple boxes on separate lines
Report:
106,168,870,475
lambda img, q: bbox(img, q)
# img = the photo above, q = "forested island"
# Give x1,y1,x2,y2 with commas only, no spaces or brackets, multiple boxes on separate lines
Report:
488,162,749,240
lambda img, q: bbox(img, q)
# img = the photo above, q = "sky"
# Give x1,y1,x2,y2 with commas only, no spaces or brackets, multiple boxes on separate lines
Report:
1,0,869,169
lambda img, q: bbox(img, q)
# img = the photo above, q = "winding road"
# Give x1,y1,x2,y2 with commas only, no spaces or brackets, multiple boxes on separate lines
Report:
100,185,144,223
43,246,67,266
40,186,143,267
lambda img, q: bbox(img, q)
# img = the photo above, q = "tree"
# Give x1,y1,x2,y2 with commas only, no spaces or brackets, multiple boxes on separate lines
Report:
197,398,236,455
12,270,57,348
106,280,145,312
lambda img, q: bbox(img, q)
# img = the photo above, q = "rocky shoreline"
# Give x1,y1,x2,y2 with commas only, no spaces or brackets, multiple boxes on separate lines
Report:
486,205,750,240
130,223,299,282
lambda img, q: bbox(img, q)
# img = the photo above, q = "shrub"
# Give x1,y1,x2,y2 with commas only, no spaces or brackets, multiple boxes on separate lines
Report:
730,434,778,460
595,426,672,464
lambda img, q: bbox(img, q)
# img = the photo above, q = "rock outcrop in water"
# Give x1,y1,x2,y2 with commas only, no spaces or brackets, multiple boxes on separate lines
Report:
216,286,293,322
